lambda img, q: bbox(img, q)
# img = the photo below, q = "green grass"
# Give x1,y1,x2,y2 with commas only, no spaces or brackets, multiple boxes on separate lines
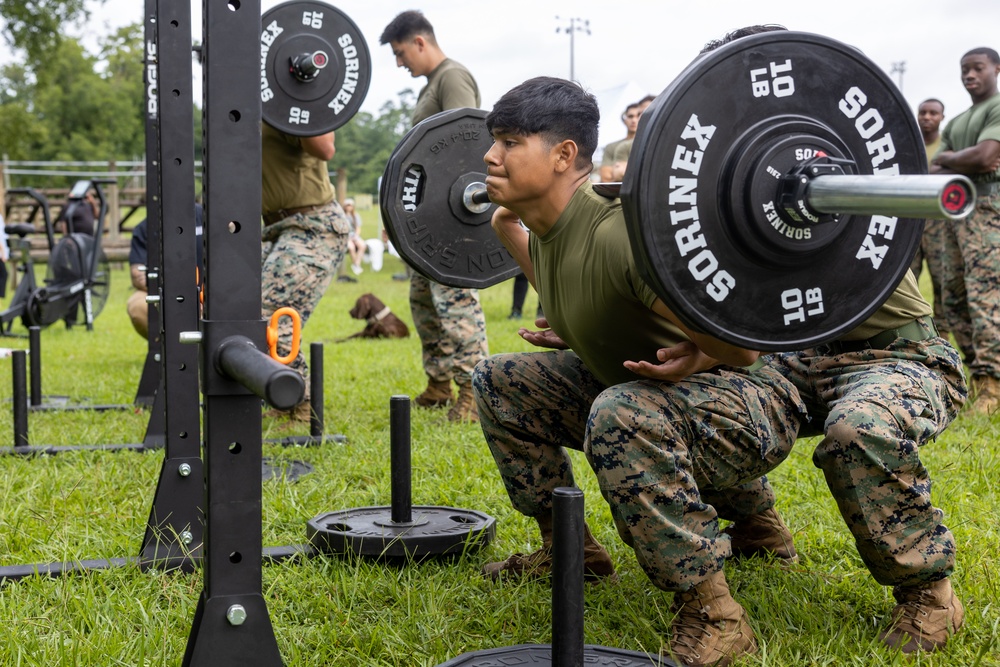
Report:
0,221,997,666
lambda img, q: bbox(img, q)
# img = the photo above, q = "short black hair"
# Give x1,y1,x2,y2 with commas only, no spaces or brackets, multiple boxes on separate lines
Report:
962,47,1000,65
486,77,600,170
700,24,787,54
380,10,436,45
637,94,656,105
919,98,945,112
621,102,640,121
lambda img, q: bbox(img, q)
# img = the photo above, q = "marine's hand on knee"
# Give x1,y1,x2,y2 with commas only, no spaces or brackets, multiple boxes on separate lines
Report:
623,341,716,382
518,324,568,350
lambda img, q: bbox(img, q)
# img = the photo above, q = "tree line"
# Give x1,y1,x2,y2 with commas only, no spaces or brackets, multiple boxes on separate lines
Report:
0,0,413,195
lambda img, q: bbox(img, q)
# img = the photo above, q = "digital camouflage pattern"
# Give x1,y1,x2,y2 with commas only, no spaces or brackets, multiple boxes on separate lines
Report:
764,326,967,587
261,203,350,390
940,192,1000,380
473,350,803,591
910,219,974,359
410,273,488,385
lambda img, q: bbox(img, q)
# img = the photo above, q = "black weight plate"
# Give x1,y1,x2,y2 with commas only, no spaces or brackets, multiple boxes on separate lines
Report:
261,1,371,135
261,457,313,482
621,31,924,351
436,644,672,666
380,108,521,289
306,505,496,558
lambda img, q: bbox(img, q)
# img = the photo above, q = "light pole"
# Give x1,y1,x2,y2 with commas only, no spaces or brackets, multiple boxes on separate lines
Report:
891,61,906,92
555,16,590,82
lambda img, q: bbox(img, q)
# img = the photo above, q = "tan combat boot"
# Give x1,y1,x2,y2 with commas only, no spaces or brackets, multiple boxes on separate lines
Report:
447,381,479,422
969,375,1000,416
482,513,617,583
415,378,453,408
723,507,798,564
667,570,758,667
879,578,964,653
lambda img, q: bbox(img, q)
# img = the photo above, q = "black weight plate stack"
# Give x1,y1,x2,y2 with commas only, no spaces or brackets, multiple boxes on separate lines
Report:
380,108,521,289
307,505,495,559
622,31,924,351
260,0,371,135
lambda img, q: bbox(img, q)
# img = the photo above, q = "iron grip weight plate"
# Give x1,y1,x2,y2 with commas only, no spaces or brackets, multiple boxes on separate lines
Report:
380,108,521,289
621,31,925,351
260,0,371,135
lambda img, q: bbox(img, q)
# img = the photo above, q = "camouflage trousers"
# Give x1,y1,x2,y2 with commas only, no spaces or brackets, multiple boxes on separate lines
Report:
940,192,1000,378
473,350,803,591
410,272,488,385
911,219,974,358
764,329,966,587
261,202,349,391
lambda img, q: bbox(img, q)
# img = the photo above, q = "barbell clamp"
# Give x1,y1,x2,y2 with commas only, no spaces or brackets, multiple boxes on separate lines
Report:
778,156,853,225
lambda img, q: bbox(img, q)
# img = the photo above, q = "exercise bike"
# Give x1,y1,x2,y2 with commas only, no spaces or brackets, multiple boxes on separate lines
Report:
1,180,113,334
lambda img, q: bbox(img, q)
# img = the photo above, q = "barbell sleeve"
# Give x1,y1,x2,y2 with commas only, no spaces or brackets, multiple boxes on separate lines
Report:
469,187,491,205
600,174,974,221
805,174,976,221
216,335,305,410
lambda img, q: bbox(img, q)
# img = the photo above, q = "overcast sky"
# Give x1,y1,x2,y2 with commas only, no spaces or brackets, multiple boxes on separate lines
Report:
5,0,1000,149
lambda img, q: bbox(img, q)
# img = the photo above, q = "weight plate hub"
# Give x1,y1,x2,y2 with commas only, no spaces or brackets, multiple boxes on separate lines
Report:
724,119,855,261
260,0,371,135
436,644,671,666
307,505,496,558
380,108,521,289
622,32,924,351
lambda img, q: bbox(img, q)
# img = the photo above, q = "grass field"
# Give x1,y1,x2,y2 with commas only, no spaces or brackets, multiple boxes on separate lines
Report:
0,209,997,666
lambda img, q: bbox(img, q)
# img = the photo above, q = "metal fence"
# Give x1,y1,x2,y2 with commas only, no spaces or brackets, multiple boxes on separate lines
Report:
0,158,154,191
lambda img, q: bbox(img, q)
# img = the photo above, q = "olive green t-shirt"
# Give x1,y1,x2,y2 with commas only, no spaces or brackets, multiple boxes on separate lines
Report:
530,182,686,386
600,139,625,169
940,92,1000,185
261,122,335,215
838,270,931,341
412,58,480,125
924,135,942,170
606,138,634,165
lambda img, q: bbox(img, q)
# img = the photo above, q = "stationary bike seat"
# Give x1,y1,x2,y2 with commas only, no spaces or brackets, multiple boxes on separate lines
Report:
4,223,36,237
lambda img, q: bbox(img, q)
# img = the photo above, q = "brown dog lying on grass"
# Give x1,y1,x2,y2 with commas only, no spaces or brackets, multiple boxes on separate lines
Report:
339,293,410,341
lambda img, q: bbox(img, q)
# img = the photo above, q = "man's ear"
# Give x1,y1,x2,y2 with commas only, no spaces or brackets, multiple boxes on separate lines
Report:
553,139,579,173
412,35,426,51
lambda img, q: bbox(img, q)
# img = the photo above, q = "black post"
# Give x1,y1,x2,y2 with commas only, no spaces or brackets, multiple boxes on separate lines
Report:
29,326,41,407
12,351,29,449
139,0,203,571
552,487,585,666
309,343,323,437
390,395,412,524
134,6,164,408
182,0,281,660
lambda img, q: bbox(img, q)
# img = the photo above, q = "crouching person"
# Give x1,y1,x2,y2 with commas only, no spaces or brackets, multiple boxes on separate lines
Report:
471,75,805,666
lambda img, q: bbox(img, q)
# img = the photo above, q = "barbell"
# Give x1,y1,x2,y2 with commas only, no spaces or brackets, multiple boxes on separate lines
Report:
378,31,976,351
